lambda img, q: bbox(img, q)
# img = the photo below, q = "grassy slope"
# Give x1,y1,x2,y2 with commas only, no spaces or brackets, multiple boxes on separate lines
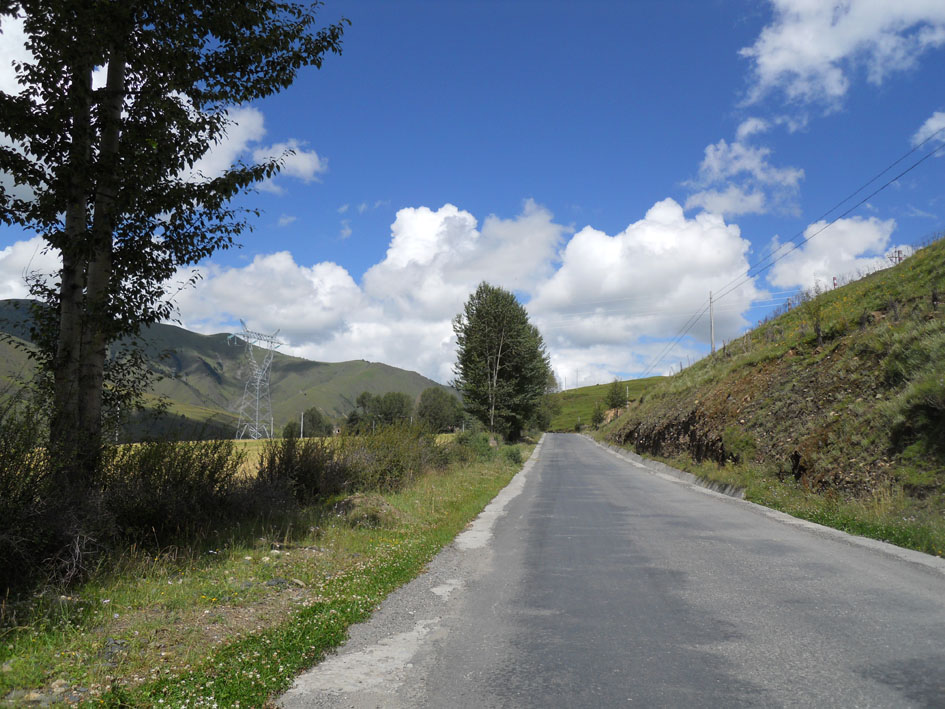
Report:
0,300,450,434
0,332,34,393
549,378,662,431
601,237,945,554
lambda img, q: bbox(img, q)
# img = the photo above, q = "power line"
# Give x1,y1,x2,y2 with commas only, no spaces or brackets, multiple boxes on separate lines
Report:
638,131,945,377
714,138,945,304
710,124,945,305
537,292,801,329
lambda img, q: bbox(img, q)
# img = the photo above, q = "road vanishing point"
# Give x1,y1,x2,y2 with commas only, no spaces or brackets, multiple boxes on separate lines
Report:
280,433,945,708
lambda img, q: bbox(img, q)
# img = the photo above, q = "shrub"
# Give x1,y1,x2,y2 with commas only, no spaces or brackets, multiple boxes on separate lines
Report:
888,372,945,460
344,425,445,491
259,424,448,499
502,445,523,465
451,431,495,461
722,425,757,464
881,321,945,387
0,404,57,593
102,439,245,543
257,436,351,503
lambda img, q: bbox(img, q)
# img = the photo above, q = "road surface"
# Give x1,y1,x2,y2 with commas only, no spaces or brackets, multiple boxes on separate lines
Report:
280,433,945,708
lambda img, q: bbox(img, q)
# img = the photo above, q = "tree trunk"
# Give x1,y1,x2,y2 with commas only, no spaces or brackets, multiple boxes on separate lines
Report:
77,47,125,469
51,44,126,487
489,330,505,435
51,62,93,489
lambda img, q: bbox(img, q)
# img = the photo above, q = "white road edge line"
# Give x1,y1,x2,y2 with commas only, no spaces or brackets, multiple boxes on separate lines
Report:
279,435,546,704
454,435,545,550
587,435,945,578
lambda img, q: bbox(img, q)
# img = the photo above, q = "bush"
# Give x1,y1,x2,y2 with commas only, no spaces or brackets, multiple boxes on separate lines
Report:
259,424,448,499
888,372,945,459
258,436,350,503
0,404,58,593
722,425,757,464
502,445,523,465
102,440,245,543
342,425,445,491
2,419,492,596
881,321,945,387
451,431,495,461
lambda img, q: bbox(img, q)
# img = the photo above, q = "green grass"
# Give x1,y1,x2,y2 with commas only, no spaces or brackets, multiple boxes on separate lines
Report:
549,378,662,431
0,442,531,706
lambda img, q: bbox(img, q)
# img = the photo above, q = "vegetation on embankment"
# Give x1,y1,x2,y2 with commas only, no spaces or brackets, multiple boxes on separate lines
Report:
549,377,662,431
0,429,530,707
602,236,945,556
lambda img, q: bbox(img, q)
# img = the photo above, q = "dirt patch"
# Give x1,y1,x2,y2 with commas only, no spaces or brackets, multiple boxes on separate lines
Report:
334,493,407,529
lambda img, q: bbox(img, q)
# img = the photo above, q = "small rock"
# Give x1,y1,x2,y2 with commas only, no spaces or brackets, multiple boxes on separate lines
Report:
1,661,12,672
49,679,70,694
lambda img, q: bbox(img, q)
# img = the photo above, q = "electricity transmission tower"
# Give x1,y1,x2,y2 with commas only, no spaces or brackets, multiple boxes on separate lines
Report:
229,320,282,439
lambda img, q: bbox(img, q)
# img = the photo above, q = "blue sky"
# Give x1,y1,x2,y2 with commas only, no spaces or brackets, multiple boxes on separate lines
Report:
2,0,944,386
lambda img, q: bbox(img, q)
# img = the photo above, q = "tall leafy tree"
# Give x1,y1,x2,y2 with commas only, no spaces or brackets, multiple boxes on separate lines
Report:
533,370,562,431
416,386,462,433
348,391,413,431
0,1,347,486
452,282,551,440
302,406,333,437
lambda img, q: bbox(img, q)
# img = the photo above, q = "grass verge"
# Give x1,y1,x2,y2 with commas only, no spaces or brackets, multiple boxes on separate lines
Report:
0,442,531,707
608,442,945,559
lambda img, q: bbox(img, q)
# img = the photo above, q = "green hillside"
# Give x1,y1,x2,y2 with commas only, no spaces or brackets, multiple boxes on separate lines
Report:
603,236,945,555
0,300,450,438
550,377,662,431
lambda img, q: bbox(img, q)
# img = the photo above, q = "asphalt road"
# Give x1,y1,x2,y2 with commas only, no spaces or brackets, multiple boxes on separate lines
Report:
280,433,945,708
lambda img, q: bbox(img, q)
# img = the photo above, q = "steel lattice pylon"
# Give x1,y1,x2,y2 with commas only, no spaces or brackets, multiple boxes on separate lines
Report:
229,320,282,439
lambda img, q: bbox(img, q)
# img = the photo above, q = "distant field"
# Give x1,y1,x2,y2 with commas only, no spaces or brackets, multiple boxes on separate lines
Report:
550,378,662,431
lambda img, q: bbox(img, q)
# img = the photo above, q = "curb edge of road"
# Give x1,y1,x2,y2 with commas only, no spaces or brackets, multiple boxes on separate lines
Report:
580,434,945,579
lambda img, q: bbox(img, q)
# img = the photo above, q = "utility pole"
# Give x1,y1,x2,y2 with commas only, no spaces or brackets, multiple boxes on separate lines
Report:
300,390,307,439
709,290,716,354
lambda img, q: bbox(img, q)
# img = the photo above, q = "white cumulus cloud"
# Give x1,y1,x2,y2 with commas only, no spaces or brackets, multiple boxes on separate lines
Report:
172,199,773,383
767,216,900,289
0,13,29,95
528,198,766,379
175,201,567,383
0,235,60,300
685,130,804,217
252,139,327,185
741,0,945,107
175,253,362,346
912,110,945,148
685,185,767,217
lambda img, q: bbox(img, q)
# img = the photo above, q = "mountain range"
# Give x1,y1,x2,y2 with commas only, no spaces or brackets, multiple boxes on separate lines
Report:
0,299,449,439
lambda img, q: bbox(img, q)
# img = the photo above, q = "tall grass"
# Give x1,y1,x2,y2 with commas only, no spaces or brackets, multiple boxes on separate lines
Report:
0,422,466,598
0,429,531,705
